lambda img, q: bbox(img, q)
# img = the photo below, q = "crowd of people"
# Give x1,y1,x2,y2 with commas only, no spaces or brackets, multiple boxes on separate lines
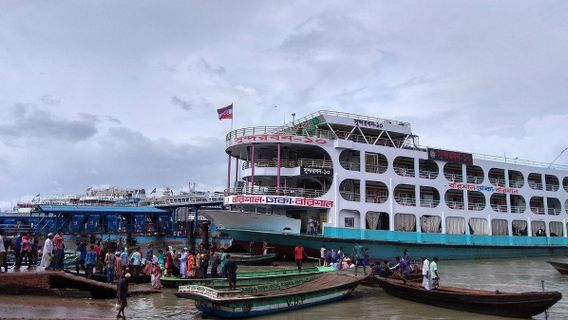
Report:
371,248,441,290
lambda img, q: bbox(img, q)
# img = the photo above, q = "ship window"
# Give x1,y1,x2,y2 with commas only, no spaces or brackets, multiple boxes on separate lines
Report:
550,222,563,237
545,175,559,192
466,165,484,184
528,173,543,190
508,170,524,188
468,218,489,235
365,181,388,204
512,220,528,236
547,198,561,215
420,215,441,233
366,211,389,230
339,179,361,202
491,219,508,236
510,195,526,213
365,152,388,174
394,213,416,232
531,221,546,236
339,209,359,229
393,156,415,177
339,150,360,171
418,159,438,179
443,163,463,182
445,217,465,234
565,199,568,214
563,177,568,192
488,168,506,187
344,217,355,228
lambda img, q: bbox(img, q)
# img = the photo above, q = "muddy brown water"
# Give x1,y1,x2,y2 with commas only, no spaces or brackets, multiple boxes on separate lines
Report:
1,258,567,319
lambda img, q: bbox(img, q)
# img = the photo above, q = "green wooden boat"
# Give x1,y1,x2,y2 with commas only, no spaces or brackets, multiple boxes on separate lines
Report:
176,271,367,318
162,266,335,288
229,252,277,265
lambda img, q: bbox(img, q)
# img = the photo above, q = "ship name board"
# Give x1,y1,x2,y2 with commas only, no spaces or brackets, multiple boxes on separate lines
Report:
231,135,328,146
300,166,333,176
428,148,473,165
448,182,519,194
225,195,334,208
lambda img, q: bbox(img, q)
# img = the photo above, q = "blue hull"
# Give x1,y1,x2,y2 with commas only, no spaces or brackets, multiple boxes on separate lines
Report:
224,228,568,260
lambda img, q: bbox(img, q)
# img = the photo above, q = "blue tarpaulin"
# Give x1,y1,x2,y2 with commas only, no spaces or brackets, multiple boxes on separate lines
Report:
106,215,119,232
86,214,101,232
133,214,145,233
71,214,86,233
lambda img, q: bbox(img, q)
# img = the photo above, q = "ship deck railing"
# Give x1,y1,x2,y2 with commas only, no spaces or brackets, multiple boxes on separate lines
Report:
420,199,440,208
225,187,326,198
511,205,527,213
531,207,546,215
339,191,361,202
489,177,506,187
418,170,438,179
528,182,543,190
490,204,508,213
466,176,484,184
545,184,560,192
241,158,333,170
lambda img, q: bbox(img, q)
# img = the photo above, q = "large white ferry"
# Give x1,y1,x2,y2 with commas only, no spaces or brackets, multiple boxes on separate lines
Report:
213,110,568,259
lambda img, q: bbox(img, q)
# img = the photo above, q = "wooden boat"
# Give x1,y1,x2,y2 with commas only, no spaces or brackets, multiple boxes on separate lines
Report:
547,260,568,275
375,276,561,318
162,266,335,288
228,252,277,265
176,271,367,318
63,269,150,284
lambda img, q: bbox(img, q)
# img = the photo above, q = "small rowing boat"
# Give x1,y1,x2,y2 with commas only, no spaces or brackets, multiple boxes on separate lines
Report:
176,271,367,318
547,261,568,275
228,252,277,265
375,276,561,318
161,266,334,288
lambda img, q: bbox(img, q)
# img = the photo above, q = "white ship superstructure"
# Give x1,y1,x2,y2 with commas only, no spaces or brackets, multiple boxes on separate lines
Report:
220,111,568,257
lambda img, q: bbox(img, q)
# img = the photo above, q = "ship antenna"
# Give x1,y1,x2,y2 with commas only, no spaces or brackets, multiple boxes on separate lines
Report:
548,146,568,169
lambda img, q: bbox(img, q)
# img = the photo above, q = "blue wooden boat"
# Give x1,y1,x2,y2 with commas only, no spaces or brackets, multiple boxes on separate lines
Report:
176,271,367,318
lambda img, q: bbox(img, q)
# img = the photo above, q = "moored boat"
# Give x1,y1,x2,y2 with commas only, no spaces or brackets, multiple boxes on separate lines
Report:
228,252,277,265
176,271,367,318
162,266,334,288
547,260,568,275
375,276,561,318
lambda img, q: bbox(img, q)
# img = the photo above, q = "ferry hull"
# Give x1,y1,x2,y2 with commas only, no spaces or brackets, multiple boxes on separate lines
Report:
224,229,568,260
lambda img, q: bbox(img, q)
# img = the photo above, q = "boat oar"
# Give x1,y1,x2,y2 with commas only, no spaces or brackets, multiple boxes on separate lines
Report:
542,280,549,320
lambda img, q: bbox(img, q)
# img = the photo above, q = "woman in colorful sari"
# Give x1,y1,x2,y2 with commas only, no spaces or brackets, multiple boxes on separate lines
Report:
187,251,195,278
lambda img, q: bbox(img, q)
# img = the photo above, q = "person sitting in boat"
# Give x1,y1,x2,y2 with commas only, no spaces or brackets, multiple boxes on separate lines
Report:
375,260,392,277
429,257,440,289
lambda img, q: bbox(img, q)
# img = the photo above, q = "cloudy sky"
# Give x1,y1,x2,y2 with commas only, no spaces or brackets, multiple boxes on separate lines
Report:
1,1,567,209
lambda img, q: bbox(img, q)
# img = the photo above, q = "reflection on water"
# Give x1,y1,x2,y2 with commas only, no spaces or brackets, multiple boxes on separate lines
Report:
1,258,567,319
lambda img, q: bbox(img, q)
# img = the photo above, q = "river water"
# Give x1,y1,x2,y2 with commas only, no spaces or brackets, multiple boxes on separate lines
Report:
1,257,567,320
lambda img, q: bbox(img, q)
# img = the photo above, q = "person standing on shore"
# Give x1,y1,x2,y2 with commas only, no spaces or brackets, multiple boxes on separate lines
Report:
130,247,142,276
14,234,22,270
17,232,33,270
51,230,64,270
85,245,97,278
0,230,6,273
40,233,54,270
209,250,219,278
116,272,130,319
120,248,129,275
105,250,117,283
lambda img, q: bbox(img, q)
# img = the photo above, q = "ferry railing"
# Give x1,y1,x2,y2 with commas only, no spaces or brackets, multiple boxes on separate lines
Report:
545,184,559,192
395,197,416,206
511,205,526,213
489,177,506,187
444,173,463,182
241,158,333,170
291,110,411,128
365,164,388,174
490,204,508,213
339,161,360,171
466,176,484,184
366,194,388,203
394,167,415,177
472,152,568,171
528,181,543,190
420,199,440,208
339,191,360,202
468,203,486,211
446,201,465,210
530,207,545,215
509,180,524,188
548,208,561,215
418,170,438,179
225,187,325,198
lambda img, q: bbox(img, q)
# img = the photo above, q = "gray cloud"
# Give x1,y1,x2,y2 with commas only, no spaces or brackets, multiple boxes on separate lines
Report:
171,96,192,111
40,95,61,106
0,104,98,143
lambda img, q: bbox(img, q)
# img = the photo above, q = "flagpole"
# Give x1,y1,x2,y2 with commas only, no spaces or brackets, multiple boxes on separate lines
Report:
231,102,234,131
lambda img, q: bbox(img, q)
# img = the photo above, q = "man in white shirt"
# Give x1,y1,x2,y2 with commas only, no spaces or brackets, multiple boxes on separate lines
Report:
320,245,326,266
421,256,430,290
40,233,54,270
0,230,6,272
